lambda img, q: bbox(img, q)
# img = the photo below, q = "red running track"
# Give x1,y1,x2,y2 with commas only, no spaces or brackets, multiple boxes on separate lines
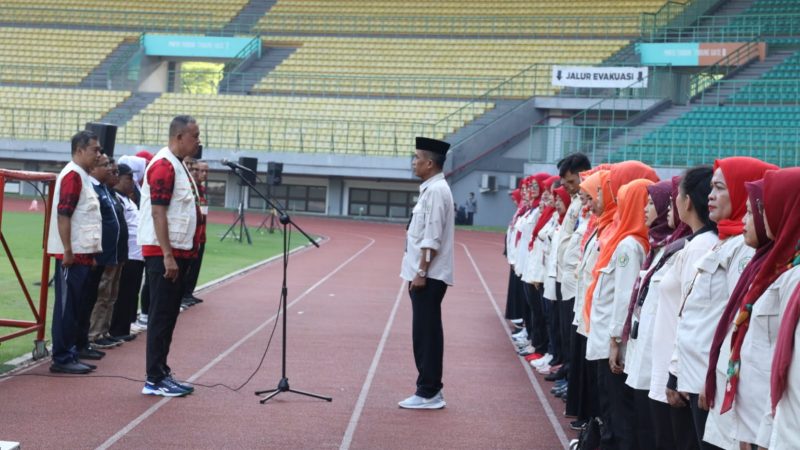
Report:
0,216,574,449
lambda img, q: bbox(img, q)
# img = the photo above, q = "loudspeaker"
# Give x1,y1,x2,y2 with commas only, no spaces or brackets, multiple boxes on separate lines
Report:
238,156,258,185
85,122,117,158
267,162,283,186
195,144,203,160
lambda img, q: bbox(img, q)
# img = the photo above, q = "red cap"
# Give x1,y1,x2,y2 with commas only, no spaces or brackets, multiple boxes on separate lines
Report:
135,150,154,163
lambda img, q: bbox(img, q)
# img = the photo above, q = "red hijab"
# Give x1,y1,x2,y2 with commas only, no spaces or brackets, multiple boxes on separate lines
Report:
529,176,560,248
713,157,778,239
767,168,800,412
554,186,572,224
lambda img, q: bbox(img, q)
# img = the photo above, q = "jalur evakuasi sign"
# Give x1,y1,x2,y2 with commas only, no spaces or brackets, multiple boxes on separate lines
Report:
551,66,649,88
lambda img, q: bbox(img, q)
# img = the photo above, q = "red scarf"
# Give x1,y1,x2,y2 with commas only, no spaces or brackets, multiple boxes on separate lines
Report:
713,157,778,240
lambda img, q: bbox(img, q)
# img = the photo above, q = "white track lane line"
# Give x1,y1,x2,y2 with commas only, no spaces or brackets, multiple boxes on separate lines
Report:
339,281,406,450
460,243,570,449
96,238,375,450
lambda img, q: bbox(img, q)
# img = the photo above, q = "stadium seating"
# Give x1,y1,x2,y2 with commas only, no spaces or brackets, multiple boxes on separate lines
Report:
253,37,628,98
0,27,134,85
728,51,800,104
0,86,130,141
119,94,493,155
723,0,800,40
255,0,670,36
612,106,800,166
0,0,249,30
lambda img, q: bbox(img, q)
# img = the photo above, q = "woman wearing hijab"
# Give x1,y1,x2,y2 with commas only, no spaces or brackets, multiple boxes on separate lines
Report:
586,178,654,449
620,179,684,450
505,187,527,330
564,169,607,428
705,168,800,449
671,157,777,450
543,186,573,376
524,175,560,367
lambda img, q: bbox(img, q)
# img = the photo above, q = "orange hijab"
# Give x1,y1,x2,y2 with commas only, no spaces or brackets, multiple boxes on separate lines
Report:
583,178,655,329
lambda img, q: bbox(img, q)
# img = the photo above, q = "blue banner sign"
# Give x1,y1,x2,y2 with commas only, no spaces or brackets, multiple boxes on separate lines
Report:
143,34,254,58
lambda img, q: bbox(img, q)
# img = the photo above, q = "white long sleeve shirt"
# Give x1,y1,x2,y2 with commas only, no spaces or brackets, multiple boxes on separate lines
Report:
585,236,646,361
574,230,599,337
559,198,584,300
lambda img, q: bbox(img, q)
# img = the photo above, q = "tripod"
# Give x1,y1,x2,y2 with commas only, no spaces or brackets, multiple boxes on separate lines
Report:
256,186,280,235
220,184,252,244
223,164,330,404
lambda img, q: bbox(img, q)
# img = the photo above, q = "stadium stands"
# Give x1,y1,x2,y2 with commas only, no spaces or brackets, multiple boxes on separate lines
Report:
614,106,800,166
724,0,800,40
256,0,670,36
0,87,130,141
728,51,800,103
0,0,249,30
254,37,628,98
119,94,493,155
0,27,134,85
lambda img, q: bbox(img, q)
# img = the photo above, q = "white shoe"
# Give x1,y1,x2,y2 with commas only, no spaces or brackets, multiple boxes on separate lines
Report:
532,354,553,368
398,391,446,409
512,329,528,339
537,365,552,374
130,322,146,333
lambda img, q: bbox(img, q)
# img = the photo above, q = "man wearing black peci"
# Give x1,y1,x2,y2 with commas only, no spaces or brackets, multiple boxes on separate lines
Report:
398,137,455,410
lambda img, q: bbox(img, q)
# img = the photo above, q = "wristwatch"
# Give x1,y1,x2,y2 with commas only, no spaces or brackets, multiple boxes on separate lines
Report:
416,269,427,278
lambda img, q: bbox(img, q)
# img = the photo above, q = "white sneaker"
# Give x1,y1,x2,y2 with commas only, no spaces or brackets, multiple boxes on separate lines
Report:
130,322,146,333
532,354,553,368
398,391,446,409
537,365,552,374
512,329,528,339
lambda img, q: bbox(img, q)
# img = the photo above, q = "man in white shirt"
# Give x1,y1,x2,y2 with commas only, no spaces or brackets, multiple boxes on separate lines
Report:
398,137,455,410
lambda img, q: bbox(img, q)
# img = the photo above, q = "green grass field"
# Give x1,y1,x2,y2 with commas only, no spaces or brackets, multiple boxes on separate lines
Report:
0,211,299,370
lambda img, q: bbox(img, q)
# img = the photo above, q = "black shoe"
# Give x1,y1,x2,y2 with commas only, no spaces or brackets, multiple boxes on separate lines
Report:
78,360,97,371
110,334,136,342
78,347,105,360
49,361,92,374
570,419,588,431
190,295,204,304
92,337,119,349
181,297,196,308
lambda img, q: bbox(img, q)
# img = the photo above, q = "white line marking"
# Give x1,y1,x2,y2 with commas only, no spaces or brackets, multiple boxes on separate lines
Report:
95,237,375,450
459,243,570,449
339,281,405,450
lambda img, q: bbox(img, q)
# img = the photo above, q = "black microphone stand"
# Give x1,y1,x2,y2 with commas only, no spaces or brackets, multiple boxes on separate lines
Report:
223,164,331,404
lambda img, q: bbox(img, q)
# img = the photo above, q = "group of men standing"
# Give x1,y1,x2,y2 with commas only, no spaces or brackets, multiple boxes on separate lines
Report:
47,115,208,397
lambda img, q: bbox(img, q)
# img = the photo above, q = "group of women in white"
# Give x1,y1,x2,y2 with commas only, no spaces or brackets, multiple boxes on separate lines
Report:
504,154,800,449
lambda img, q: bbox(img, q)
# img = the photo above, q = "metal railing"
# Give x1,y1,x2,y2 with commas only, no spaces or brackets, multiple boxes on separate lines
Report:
641,13,800,42
688,39,763,100
530,124,800,167
696,79,800,106
0,107,106,141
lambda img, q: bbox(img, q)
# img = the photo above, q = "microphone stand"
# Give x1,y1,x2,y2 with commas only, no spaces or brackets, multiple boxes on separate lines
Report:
223,164,331,404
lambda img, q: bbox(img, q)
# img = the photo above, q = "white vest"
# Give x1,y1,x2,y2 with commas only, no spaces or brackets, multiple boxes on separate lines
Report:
47,161,102,255
137,147,198,251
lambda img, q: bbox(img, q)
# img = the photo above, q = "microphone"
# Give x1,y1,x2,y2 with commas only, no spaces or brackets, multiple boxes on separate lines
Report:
221,159,255,173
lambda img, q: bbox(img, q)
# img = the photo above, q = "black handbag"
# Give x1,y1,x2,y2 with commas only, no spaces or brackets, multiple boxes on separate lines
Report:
570,417,603,450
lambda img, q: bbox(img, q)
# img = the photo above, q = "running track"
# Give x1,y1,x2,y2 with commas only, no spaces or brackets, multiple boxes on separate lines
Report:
0,216,574,449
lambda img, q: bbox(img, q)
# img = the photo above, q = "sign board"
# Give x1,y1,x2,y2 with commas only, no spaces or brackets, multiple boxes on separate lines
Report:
143,34,255,58
551,66,649,88
637,42,767,66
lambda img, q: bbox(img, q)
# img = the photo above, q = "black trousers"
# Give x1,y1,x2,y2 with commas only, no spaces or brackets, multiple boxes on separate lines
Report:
109,260,144,337
689,393,724,450
667,398,702,450
566,330,596,420
409,278,447,399
51,261,91,364
140,270,150,317
145,256,192,382
77,265,105,350
183,242,205,298
633,389,657,450
558,297,575,368
504,268,525,321
603,363,637,450
544,297,559,361
524,282,549,355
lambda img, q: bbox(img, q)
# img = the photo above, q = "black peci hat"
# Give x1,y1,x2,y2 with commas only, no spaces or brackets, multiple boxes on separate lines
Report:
416,137,450,155
117,163,133,177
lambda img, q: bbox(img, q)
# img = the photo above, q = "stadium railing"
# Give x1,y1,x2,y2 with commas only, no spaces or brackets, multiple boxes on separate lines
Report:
641,13,800,42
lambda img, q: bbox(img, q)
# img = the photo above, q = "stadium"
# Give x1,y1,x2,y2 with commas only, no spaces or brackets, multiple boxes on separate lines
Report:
0,0,799,448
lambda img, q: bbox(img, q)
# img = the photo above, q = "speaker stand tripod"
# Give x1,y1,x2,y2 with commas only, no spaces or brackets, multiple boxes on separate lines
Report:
220,185,252,245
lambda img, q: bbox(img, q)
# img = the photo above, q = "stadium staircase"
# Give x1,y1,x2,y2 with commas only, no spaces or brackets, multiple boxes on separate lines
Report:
98,92,161,127
223,0,278,35
79,41,141,89
219,46,296,94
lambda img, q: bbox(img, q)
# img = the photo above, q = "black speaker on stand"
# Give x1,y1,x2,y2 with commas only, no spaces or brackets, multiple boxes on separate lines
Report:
85,122,117,158
258,162,284,234
220,157,258,245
